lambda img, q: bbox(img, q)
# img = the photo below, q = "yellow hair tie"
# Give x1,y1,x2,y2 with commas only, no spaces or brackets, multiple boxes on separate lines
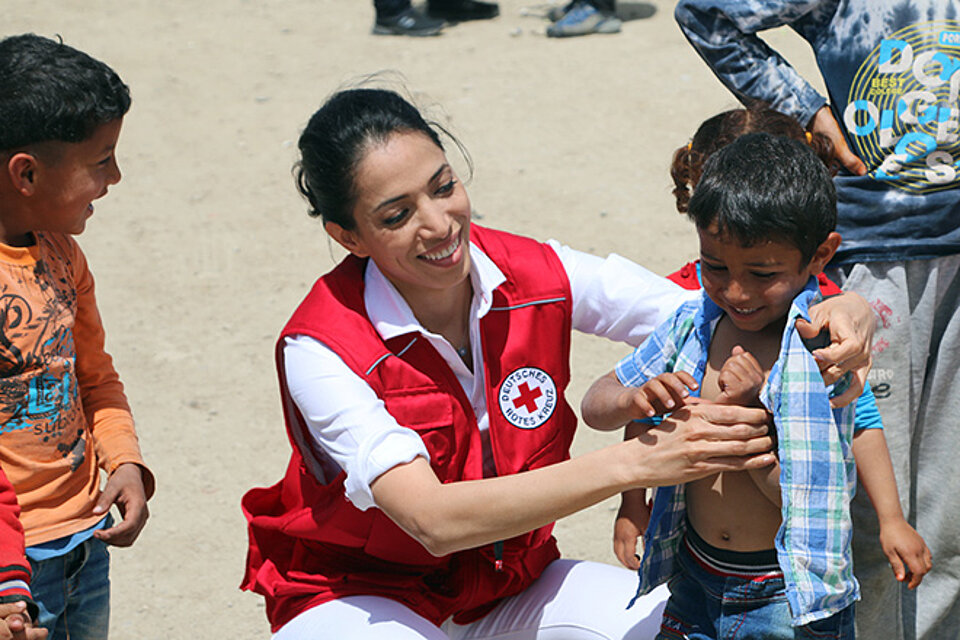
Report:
805,131,813,143
686,141,693,151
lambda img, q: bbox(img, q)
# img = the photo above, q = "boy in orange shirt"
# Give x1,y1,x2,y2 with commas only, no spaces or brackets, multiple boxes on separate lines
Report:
0,34,154,639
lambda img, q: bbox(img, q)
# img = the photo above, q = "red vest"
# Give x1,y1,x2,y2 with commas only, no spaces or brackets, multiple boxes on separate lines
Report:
242,226,577,631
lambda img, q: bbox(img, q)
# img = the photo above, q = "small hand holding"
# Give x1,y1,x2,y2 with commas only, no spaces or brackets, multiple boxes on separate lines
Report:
717,346,764,406
92,463,150,547
613,489,652,570
0,602,47,640
633,371,699,417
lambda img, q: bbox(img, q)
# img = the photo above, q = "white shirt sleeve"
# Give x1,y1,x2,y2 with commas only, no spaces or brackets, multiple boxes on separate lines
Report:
546,240,696,347
282,334,429,511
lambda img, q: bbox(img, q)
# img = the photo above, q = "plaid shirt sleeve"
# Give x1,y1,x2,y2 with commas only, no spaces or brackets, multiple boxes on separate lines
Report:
674,0,831,127
761,282,860,625
615,299,701,388
617,299,707,601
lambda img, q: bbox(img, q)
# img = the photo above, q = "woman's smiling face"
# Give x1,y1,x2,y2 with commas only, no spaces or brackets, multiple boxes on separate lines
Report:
331,130,472,305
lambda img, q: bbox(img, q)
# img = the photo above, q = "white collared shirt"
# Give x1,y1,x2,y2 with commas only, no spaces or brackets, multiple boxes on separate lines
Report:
284,239,692,510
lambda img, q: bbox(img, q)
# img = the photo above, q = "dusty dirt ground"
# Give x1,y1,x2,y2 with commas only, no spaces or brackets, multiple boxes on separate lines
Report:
4,2,825,636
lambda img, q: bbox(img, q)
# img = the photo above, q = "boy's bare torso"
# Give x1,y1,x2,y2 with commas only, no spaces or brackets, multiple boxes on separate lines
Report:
686,315,783,552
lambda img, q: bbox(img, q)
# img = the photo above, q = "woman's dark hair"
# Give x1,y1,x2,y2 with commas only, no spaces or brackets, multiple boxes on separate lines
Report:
687,132,837,263
671,104,834,213
296,87,457,229
0,34,131,151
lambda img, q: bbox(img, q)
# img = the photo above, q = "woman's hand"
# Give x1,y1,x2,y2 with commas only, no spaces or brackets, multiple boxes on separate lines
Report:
797,291,875,407
627,402,776,488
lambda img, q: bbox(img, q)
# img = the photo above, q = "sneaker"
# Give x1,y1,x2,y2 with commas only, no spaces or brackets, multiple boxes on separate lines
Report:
546,1,621,37
373,7,445,36
428,0,500,21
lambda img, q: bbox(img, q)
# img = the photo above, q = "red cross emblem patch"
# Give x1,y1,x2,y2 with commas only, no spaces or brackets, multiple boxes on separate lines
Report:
497,367,557,429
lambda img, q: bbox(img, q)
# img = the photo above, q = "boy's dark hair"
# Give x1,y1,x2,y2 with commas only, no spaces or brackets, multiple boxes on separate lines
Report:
0,34,130,152
687,132,837,263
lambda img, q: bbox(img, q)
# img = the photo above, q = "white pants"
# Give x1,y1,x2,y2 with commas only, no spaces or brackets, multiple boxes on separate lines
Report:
273,559,669,640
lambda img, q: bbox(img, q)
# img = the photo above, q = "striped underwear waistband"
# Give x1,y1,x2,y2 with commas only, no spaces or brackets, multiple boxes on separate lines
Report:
684,523,782,577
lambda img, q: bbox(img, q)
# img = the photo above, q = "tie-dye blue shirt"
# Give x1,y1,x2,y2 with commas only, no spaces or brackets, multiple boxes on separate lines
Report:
676,0,960,264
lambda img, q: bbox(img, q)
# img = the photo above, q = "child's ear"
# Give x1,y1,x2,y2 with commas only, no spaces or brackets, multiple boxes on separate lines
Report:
808,232,841,274
6,153,39,196
324,220,369,258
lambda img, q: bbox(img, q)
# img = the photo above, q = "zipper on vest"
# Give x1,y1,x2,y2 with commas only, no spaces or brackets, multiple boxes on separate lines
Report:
493,540,504,572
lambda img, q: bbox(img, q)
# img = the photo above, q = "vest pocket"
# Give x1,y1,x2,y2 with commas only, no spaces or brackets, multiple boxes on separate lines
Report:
382,389,457,475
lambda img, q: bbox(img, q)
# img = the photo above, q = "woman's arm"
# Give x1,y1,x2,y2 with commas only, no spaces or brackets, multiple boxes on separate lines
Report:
547,240,694,347
798,291,875,407
372,402,774,557
284,335,430,510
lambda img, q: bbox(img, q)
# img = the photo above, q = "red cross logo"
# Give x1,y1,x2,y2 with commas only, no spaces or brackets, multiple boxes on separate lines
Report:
512,382,542,413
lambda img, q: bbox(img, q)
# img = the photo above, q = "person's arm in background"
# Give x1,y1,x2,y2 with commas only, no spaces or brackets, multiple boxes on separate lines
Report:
851,387,931,588
674,0,866,175
0,466,44,639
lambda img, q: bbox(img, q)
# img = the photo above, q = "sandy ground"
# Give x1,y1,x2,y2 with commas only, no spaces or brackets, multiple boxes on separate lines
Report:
3,2,827,637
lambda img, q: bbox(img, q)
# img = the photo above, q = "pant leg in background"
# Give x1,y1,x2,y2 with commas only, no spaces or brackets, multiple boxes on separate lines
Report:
590,0,616,13
830,255,960,640
374,0,411,18
28,536,110,640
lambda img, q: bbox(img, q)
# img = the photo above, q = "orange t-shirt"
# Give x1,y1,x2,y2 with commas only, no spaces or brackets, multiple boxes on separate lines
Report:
0,232,149,546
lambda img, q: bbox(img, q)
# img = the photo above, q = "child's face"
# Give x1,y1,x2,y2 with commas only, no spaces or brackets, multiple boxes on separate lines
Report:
20,118,123,244
698,223,838,332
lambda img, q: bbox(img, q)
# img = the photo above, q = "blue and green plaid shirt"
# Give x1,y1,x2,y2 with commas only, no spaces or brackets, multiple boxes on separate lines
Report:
617,277,859,625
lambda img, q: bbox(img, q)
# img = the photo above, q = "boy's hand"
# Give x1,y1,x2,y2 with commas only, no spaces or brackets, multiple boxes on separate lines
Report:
92,463,150,547
880,518,932,589
613,489,651,570
633,372,699,418
0,601,47,640
717,346,764,405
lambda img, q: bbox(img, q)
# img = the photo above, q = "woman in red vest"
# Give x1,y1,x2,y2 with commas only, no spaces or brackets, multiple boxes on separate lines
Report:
241,88,875,639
